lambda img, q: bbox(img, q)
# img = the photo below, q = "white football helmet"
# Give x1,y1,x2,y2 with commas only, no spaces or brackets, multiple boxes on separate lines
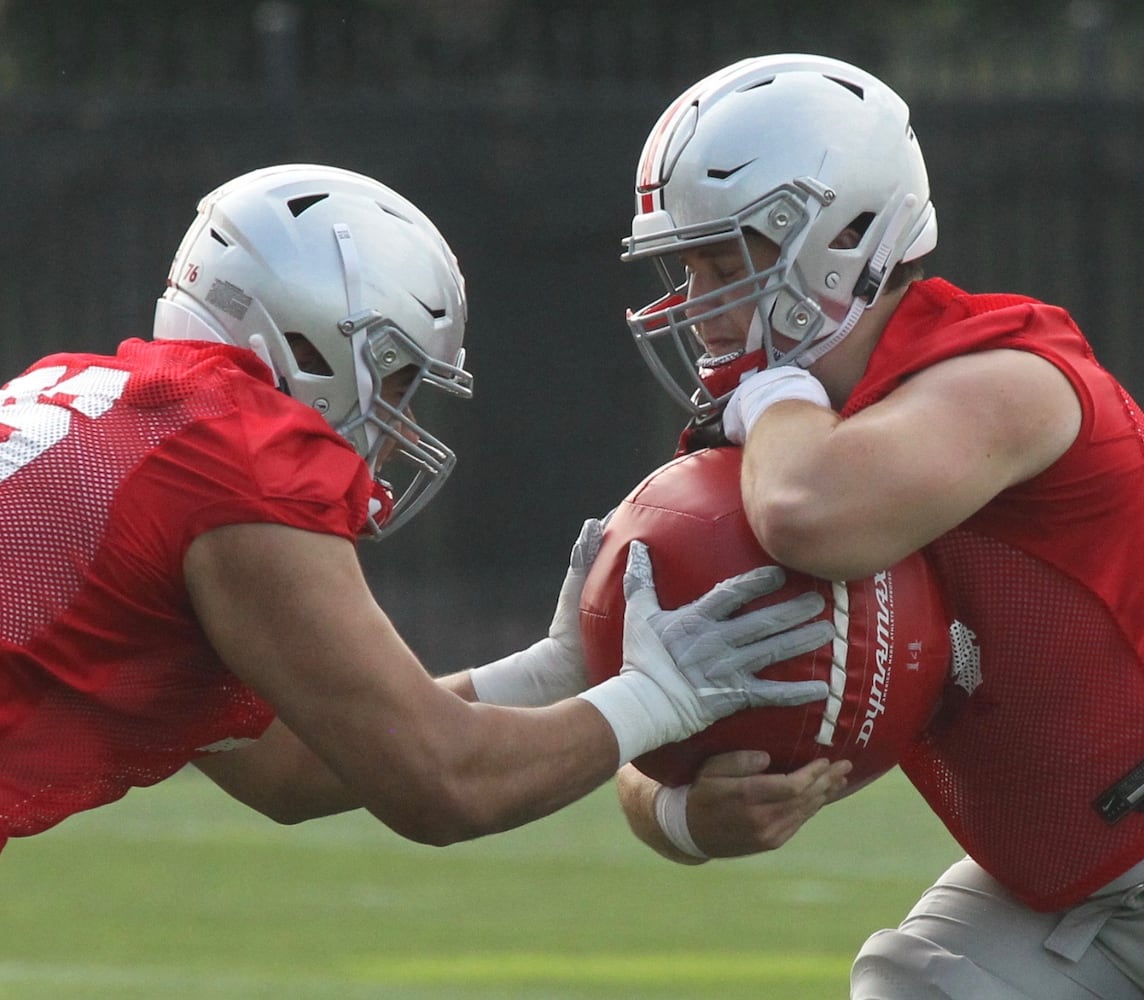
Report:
623,54,937,417
153,163,473,538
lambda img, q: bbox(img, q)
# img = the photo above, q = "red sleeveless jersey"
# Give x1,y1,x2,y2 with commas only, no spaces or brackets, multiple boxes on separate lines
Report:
842,278,1144,910
0,339,371,845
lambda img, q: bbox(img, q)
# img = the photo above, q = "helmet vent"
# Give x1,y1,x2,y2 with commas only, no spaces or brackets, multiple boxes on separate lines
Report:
414,296,446,320
209,228,231,247
378,202,414,225
287,193,330,217
741,76,776,93
825,76,864,100
707,160,754,180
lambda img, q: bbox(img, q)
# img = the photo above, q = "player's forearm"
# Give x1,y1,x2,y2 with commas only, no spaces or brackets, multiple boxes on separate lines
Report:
740,404,926,580
194,719,362,823
436,669,478,701
347,697,620,846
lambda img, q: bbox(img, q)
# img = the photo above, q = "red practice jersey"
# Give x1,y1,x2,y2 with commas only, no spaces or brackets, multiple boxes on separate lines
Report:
0,339,371,846
843,277,1144,910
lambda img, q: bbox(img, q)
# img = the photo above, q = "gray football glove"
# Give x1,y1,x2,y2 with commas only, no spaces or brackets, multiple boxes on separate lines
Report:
579,540,833,765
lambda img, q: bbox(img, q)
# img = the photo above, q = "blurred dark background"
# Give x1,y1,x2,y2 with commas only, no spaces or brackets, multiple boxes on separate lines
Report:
2,0,1141,667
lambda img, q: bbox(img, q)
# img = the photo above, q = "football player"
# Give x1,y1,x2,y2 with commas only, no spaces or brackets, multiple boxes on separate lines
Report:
616,55,1144,997
0,164,836,854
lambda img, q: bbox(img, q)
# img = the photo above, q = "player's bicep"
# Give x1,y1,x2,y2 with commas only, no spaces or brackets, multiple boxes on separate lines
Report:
183,522,440,753
891,348,1082,492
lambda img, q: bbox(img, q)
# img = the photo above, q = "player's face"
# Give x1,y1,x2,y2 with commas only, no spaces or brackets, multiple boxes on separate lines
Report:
679,233,780,358
374,365,420,466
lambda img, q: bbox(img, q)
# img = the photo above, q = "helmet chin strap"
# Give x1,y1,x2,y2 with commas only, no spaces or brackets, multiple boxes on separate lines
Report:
795,193,920,370
746,309,764,355
795,296,865,368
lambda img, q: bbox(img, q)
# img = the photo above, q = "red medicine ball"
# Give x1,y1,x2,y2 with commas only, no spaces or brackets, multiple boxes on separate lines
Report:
579,447,951,794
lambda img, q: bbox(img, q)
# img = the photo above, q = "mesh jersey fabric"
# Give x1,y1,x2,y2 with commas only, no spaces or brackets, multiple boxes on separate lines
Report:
842,277,1144,910
0,338,372,844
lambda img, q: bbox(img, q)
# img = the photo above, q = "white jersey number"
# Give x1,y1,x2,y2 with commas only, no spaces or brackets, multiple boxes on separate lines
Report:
0,365,130,483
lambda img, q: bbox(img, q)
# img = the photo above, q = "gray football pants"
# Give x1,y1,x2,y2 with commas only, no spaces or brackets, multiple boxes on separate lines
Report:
851,856,1144,999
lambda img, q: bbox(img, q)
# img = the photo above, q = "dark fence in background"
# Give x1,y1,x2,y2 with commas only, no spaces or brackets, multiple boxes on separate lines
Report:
6,0,1141,98
2,1,1142,666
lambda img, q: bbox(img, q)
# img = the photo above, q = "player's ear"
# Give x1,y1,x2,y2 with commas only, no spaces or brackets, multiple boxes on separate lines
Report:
829,227,861,251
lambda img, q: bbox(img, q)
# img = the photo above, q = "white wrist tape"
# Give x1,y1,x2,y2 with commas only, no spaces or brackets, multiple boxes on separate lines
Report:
577,673,680,767
722,366,831,444
654,783,708,860
469,639,584,707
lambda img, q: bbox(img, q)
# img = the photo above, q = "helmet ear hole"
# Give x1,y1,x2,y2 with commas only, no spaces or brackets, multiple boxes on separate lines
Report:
830,213,875,250
847,212,875,237
284,332,334,376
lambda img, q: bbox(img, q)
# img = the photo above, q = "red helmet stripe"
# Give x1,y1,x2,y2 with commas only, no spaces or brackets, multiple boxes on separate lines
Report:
637,89,696,194
635,60,751,213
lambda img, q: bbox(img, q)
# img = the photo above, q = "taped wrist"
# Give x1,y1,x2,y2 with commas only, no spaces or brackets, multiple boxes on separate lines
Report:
654,783,708,860
576,672,681,768
469,640,583,707
723,367,831,443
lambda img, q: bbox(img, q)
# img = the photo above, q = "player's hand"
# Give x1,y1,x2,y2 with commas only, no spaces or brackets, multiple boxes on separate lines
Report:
578,541,833,763
540,514,607,685
621,540,831,722
685,751,851,856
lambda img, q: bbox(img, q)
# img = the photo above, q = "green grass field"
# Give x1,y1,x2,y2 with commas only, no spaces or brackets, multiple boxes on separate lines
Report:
0,766,961,999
